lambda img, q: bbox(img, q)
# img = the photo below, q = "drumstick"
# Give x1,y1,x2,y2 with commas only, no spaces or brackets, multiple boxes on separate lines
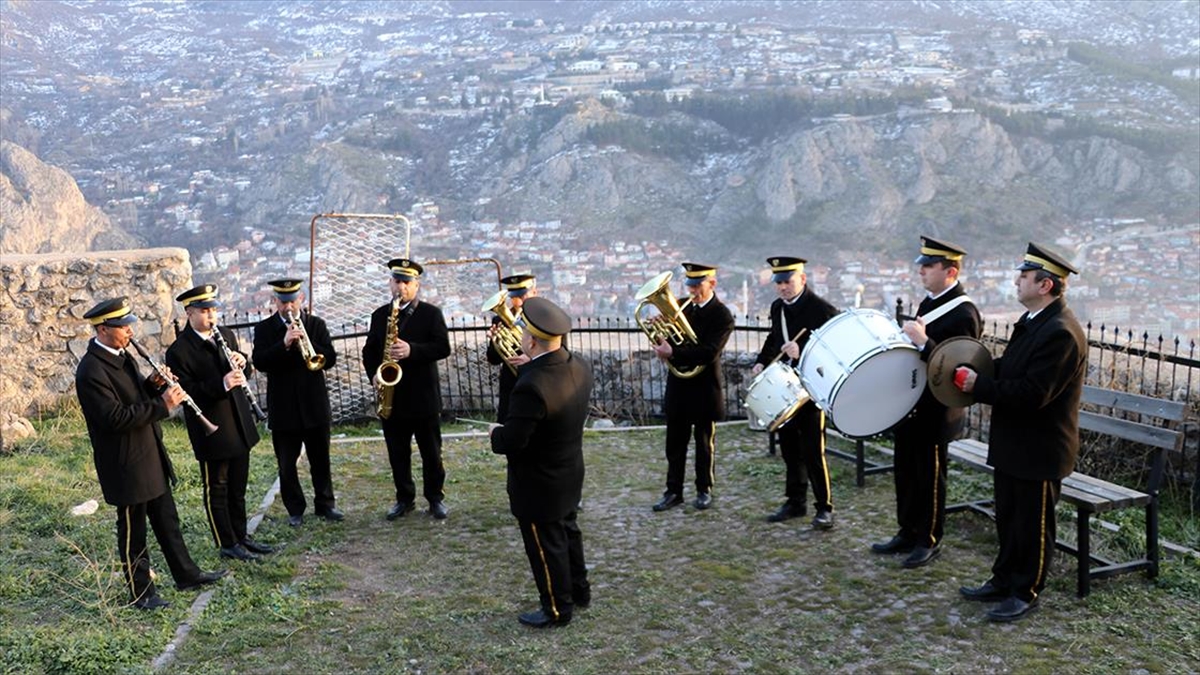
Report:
768,328,808,366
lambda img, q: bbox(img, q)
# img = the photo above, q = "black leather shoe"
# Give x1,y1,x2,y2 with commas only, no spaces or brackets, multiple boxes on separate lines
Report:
287,514,303,527
767,502,806,523
241,538,274,555
386,502,414,521
428,501,448,520
133,594,170,610
176,569,229,591
902,545,941,569
693,492,713,510
317,507,345,522
517,608,571,628
811,510,835,530
987,596,1039,622
219,544,260,562
959,580,1009,602
652,493,684,512
573,588,591,610
871,534,916,555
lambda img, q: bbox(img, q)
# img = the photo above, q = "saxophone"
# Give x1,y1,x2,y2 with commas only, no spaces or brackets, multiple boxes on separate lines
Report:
374,296,403,419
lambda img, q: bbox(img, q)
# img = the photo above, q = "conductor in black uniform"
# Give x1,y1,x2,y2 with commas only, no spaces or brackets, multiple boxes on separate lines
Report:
753,257,840,530
486,273,537,422
490,297,594,628
872,237,982,568
75,297,226,609
956,243,1087,622
253,279,342,528
651,263,735,512
166,285,269,562
362,259,452,521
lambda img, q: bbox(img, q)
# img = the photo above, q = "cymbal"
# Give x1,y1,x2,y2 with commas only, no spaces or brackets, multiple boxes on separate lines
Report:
927,337,993,408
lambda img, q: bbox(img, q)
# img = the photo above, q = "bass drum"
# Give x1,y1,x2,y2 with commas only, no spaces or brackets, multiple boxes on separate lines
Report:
798,309,925,438
745,361,811,432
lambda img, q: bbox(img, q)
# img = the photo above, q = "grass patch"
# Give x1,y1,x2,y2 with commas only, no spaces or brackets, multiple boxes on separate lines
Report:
2,415,1198,673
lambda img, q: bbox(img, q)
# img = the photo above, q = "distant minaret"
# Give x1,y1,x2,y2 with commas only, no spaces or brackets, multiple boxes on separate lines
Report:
854,284,864,309
742,277,749,319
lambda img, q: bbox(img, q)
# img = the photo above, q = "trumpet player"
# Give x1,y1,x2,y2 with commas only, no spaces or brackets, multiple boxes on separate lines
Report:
486,273,537,421
650,263,734,513
361,259,451,521
166,285,271,561
75,297,227,610
253,279,342,528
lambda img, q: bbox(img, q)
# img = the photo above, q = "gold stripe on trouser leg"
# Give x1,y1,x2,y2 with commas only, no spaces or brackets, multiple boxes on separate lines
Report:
202,462,221,547
704,421,716,488
1029,481,1050,601
927,443,941,546
817,411,831,507
530,523,559,620
123,505,142,601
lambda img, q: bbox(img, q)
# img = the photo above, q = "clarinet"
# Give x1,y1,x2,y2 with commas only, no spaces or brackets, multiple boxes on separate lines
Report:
128,339,219,436
211,327,268,422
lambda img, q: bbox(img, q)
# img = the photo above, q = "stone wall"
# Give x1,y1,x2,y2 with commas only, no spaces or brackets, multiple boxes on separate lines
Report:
0,248,193,420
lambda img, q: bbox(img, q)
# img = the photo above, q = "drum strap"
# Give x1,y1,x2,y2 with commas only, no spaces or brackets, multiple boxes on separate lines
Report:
919,295,974,325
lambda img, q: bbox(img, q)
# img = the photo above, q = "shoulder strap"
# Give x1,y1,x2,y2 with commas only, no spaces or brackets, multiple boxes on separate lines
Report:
919,295,974,324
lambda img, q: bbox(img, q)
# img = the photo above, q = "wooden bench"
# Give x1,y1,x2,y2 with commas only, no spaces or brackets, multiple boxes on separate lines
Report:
947,384,1186,598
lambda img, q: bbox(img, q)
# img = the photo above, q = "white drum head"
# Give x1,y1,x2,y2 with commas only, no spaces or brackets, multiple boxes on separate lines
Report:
826,347,925,437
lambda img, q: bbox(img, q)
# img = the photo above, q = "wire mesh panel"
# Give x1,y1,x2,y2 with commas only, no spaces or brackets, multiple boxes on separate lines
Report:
309,213,411,329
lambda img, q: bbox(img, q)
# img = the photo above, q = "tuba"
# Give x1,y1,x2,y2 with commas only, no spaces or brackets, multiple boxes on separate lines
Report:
634,271,705,379
287,310,326,371
482,290,523,375
374,297,404,419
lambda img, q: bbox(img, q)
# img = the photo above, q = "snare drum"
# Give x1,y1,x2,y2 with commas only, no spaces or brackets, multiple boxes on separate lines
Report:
745,361,811,432
798,309,925,437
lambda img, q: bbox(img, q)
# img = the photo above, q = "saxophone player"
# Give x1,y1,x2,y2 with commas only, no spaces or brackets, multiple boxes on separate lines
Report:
362,259,452,521
253,279,342,528
485,273,536,421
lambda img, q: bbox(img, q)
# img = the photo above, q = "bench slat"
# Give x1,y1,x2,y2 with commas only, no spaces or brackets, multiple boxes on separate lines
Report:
1079,410,1183,451
1082,385,1186,422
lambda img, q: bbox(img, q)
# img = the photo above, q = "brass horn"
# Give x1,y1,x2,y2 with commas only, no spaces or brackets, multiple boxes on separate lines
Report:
634,271,705,379
482,290,523,375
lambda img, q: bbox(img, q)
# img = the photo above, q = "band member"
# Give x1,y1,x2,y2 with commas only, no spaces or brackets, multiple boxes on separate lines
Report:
956,243,1087,622
253,279,342,528
165,285,269,561
651,263,734,512
486,273,537,422
873,237,982,568
489,297,593,628
75,297,226,609
753,257,840,529
362,259,452,521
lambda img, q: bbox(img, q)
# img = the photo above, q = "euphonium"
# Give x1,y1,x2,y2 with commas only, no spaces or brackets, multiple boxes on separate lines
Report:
287,310,326,371
375,296,403,419
482,290,523,375
634,271,706,379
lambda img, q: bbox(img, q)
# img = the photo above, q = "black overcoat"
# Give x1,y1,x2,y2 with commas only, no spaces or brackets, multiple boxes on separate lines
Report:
894,283,983,443
361,299,451,419
973,298,1088,481
663,294,734,421
165,326,260,460
490,349,593,521
754,287,840,369
75,340,174,505
252,311,337,432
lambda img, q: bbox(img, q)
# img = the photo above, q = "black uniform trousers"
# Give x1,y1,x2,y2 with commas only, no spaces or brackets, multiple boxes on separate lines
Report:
663,419,716,496
272,426,335,517
518,510,590,622
991,472,1060,603
777,402,832,513
891,426,949,548
199,454,250,548
117,493,202,603
382,414,445,506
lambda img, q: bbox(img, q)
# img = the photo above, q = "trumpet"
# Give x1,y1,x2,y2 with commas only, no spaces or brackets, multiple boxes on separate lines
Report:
375,296,403,419
128,338,219,436
482,290,523,375
212,326,268,422
634,271,705,379
286,310,326,371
